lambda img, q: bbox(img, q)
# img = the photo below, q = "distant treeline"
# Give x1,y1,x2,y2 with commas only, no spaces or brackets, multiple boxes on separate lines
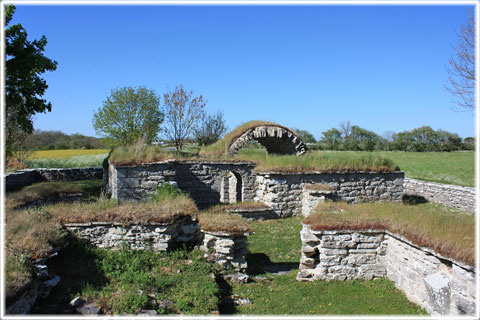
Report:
27,130,109,150
297,124,474,152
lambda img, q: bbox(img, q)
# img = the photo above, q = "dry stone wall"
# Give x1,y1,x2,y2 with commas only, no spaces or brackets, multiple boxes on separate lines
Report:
297,224,476,316
297,226,387,281
403,178,475,212
6,167,103,191
108,161,257,209
255,172,404,218
64,216,199,251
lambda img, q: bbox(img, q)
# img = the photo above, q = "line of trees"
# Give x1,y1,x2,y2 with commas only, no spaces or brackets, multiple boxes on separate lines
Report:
25,130,110,150
305,121,474,152
92,85,227,150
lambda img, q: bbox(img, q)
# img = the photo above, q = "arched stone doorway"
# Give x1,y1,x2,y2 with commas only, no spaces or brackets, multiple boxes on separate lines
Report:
220,171,243,204
228,125,307,156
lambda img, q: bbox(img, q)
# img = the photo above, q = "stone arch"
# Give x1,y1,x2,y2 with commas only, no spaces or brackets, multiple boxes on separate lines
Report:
220,171,243,204
228,125,308,156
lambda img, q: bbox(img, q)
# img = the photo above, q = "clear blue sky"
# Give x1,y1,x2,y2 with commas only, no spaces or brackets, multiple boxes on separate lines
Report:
9,3,476,139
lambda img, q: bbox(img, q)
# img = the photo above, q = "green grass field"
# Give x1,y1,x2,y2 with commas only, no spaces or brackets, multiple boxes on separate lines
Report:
319,151,474,187
22,148,474,186
378,151,474,187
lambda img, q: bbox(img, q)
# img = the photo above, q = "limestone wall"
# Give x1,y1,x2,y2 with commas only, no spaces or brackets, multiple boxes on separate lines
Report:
403,178,475,212
297,226,387,281
297,224,476,316
200,231,250,273
108,161,257,209
6,167,104,191
64,216,199,252
255,172,404,218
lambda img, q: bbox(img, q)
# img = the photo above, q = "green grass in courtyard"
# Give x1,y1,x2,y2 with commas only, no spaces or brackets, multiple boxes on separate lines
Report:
32,239,219,315
232,274,426,315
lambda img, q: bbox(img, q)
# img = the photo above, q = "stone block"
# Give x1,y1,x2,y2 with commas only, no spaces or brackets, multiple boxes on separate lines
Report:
424,272,451,315
321,240,356,249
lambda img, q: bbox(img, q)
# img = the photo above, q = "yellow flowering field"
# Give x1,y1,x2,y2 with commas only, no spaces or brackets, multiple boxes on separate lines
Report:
30,149,110,159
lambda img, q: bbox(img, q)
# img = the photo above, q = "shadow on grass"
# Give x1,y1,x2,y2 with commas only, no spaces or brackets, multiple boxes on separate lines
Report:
246,253,298,276
31,237,109,314
216,275,236,314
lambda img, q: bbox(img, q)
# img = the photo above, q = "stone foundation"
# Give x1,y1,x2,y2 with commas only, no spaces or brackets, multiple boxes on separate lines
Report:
64,216,199,251
6,167,103,191
200,231,250,273
107,161,257,209
107,161,404,217
297,224,476,316
255,171,404,218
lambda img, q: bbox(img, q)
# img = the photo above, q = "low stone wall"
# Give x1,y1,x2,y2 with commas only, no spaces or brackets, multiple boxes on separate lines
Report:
64,216,199,251
6,167,103,191
200,231,250,273
403,178,475,212
6,251,62,315
17,192,83,209
297,224,476,316
108,161,257,209
255,171,404,218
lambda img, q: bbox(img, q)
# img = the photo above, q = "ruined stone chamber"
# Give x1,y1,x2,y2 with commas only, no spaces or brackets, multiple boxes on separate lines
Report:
255,171,404,218
106,161,257,209
107,161,404,218
297,223,476,316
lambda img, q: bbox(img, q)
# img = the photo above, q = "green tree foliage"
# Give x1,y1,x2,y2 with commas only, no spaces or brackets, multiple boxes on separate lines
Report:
163,85,206,151
27,130,108,150
5,5,57,158
293,129,316,144
320,122,465,152
194,110,227,146
349,126,384,151
393,126,463,152
92,86,163,146
319,128,343,150
462,137,475,150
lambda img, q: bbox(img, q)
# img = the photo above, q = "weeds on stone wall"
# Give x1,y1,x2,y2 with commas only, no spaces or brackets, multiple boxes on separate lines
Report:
304,201,475,265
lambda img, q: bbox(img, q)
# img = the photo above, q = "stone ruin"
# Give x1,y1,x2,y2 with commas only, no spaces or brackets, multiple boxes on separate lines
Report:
228,125,307,156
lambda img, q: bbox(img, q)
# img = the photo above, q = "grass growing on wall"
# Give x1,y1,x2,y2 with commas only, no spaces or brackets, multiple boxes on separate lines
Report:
304,201,475,265
5,180,104,210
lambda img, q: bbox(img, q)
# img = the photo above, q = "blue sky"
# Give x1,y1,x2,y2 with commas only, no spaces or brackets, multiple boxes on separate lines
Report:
9,3,476,139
